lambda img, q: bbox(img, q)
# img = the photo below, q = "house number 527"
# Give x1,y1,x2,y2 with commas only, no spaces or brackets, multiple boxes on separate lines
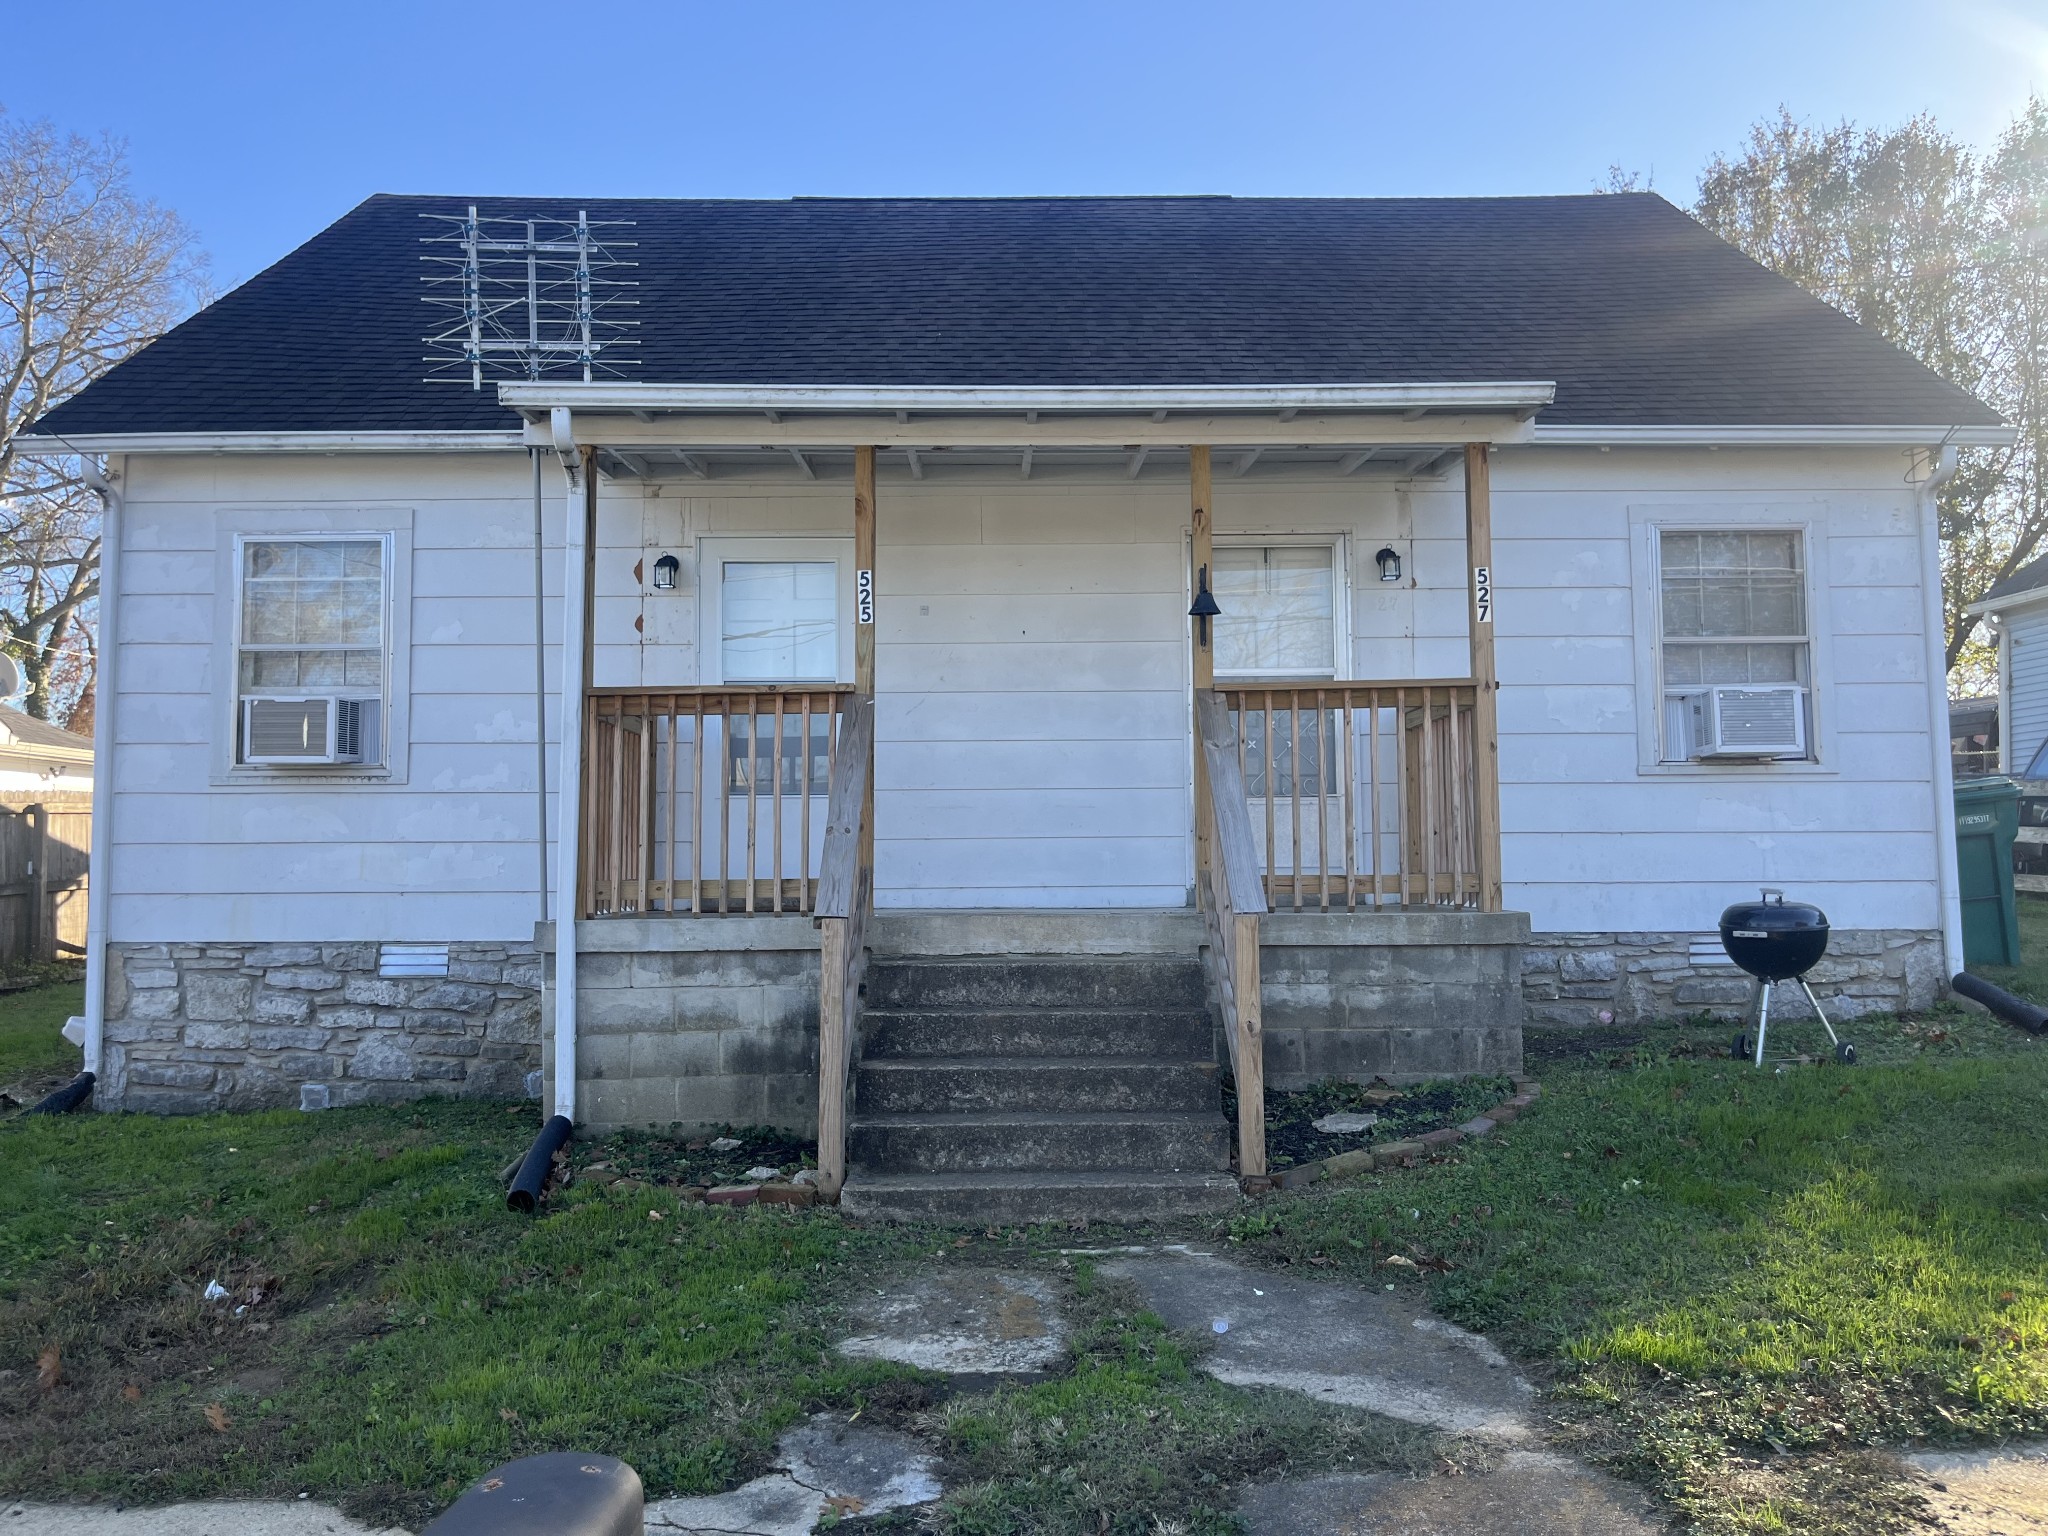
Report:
1473,565,1492,624
856,569,875,625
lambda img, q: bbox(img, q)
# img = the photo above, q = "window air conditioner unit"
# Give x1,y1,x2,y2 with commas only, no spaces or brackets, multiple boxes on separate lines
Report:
241,695,376,765
1681,685,1806,759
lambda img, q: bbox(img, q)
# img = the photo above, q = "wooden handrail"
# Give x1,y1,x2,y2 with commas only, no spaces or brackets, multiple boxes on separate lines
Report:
814,693,876,1200
1216,680,1498,913
578,687,854,918
1194,690,1268,1181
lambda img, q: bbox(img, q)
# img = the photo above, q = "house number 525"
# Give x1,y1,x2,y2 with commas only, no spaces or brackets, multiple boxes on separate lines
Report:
1473,565,1492,624
856,569,875,625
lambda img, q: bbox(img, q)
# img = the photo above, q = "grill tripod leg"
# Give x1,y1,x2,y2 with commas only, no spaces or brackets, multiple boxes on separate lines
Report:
1754,982,1771,1068
1795,978,1841,1047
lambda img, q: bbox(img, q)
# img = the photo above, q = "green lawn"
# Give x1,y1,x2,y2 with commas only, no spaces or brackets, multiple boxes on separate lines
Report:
1973,892,2048,1004
7,978,2048,1533
0,1099,935,1526
1235,1005,2048,1533
0,978,84,1094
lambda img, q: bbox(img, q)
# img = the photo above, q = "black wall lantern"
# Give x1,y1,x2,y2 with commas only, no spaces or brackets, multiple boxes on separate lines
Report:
652,553,680,590
1375,545,1402,583
1188,564,1222,644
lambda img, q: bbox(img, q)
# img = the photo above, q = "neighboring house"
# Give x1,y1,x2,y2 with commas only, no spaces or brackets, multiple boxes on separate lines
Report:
0,704,93,801
23,194,2007,1218
1969,556,2048,779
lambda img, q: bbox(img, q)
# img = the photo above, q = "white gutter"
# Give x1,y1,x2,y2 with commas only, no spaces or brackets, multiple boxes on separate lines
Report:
80,456,123,1089
1965,582,2048,620
13,430,525,455
497,380,1560,416
550,408,585,1124
1917,443,1966,981
1533,423,2016,449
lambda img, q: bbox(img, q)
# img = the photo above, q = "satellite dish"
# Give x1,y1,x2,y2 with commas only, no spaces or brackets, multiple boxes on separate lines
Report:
0,655,21,699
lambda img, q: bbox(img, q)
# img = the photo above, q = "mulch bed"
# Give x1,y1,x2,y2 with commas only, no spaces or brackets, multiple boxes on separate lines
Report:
568,1124,817,1191
1224,1074,1517,1171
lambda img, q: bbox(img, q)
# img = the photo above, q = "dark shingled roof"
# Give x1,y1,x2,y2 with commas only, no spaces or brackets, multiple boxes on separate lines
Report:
33,193,1999,438
0,704,92,754
1982,551,2048,604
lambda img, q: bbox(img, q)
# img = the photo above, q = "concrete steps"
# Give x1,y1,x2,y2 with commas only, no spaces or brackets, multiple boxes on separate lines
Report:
839,1170,1243,1225
851,1110,1230,1174
841,956,1238,1224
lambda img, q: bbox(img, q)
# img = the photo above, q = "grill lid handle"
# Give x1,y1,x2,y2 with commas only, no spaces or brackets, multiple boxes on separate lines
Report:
1759,887,1784,904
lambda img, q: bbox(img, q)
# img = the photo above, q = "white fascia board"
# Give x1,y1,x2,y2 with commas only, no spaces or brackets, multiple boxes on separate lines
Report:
494,380,1560,415
1967,582,2048,619
1531,422,2016,448
12,430,525,455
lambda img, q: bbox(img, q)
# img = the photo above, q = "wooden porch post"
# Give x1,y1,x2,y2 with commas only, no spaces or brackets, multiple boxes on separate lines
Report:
1190,446,1214,903
1464,443,1503,912
854,446,877,876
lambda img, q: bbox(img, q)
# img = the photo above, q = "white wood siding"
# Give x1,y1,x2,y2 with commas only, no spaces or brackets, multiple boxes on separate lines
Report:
105,446,1946,941
2005,604,2048,776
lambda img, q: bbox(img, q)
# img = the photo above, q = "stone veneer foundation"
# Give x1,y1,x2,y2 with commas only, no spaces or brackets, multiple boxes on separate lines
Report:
100,940,541,1112
1521,929,1945,1028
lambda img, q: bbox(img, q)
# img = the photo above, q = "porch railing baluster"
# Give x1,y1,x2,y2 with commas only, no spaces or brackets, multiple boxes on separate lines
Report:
1216,680,1496,914
576,686,854,919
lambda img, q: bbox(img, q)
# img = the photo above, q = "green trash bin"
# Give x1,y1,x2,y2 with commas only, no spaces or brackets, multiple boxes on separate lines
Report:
1954,775,2022,968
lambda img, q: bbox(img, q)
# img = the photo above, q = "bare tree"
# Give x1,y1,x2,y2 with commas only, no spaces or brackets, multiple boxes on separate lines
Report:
0,108,205,719
1692,104,2048,694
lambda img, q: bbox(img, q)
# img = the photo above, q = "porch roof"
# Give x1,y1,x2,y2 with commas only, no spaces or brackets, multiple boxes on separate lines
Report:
28,194,2005,449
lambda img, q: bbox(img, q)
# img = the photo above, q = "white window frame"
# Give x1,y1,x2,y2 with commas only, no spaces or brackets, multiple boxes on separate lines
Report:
1627,504,1837,776
696,535,856,686
1209,534,1349,681
211,508,413,786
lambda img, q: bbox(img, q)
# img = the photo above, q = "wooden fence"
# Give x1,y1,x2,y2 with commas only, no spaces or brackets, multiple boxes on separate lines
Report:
0,801,89,964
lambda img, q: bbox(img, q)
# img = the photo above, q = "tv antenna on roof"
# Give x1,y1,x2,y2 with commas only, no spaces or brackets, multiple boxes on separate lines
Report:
421,205,639,389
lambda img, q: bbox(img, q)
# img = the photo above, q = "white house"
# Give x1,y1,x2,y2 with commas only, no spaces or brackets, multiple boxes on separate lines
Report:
1969,555,2048,780
0,703,93,800
25,193,2006,1219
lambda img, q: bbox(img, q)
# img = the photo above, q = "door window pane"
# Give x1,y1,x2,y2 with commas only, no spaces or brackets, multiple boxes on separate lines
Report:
1214,545,1336,676
720,561,837,681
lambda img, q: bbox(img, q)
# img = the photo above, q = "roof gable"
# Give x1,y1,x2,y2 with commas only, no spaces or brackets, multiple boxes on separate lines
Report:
33,193,2001,438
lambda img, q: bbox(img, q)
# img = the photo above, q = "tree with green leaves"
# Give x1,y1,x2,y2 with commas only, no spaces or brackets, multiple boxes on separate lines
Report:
1689,103,2048,696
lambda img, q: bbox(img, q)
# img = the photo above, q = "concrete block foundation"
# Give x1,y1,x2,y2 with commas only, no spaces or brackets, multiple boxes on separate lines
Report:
1256,910,1530,1087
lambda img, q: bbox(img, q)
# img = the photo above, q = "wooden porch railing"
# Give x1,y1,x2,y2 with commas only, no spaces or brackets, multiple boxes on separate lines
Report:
813,693,876,1201
1216,681,1499,912
580,686,855,919
1194,691,1269,1180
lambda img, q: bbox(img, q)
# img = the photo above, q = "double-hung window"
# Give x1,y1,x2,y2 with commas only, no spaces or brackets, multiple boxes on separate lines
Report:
1213,541,1341,797
235,536,390,767
1657,529,1812,761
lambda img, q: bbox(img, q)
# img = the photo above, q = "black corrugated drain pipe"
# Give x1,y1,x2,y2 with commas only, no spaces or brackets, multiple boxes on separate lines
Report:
1952,972,2048,1034
27,1071,95,1115
507,1114,573,1213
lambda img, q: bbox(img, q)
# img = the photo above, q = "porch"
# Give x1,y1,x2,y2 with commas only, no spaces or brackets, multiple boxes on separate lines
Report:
529,388,1536,1210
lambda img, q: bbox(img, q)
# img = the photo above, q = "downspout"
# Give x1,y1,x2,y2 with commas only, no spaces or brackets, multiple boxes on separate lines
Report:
77,455,124,1101
509,412,588,1211
530,448,550,920
1917,441,1965,982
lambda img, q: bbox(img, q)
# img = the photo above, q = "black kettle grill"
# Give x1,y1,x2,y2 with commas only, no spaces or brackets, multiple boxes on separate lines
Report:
1718,888,1855,1067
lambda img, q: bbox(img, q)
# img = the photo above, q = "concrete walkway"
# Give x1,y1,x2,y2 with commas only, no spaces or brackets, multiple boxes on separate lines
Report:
1238,1451,1664,1536
0,1502,404,1536
1100,1249,1535,1439
1904,1442,2048,1534
646,1414,941,1536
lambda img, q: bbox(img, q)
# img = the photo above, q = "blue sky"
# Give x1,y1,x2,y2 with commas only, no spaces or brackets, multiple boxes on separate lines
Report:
8,0,2046,287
